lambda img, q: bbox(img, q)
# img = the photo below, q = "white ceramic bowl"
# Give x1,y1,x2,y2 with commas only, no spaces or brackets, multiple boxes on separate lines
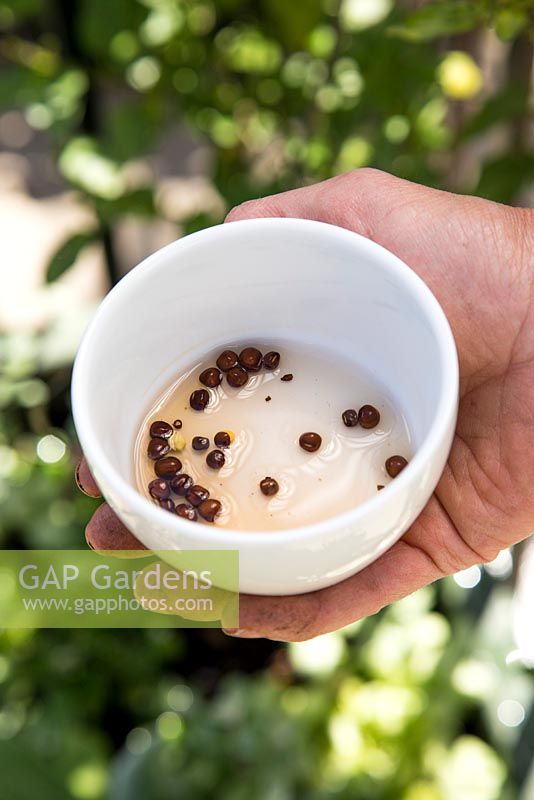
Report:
72,218,458,595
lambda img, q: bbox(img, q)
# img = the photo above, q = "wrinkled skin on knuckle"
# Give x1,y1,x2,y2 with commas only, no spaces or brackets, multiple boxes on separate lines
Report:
240,592,323,642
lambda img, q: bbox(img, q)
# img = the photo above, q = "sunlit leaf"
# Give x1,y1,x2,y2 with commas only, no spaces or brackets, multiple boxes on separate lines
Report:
494,9,528,41
45,232,98,283
388,1,481,41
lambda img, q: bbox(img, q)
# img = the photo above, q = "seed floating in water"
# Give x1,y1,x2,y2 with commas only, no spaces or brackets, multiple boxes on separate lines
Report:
263,351,280,370
186,484,209,507
385,455,408,477
154,456,182,479
170,473,193,496
299,432,322,453
158,498,175,512
199,367,222,388
342,409,359,427
359,404,380,429
149,420,173,439
226,366,248,388
198,499,222,522
147,437,170,460
239,347,262,372
214,431,231,448
216,350,239,372
260,477,279,496
192,436,210,451
136,342,413,530
148,478,170,500
206,449,225,470
190,388,210,411
176,503,197,521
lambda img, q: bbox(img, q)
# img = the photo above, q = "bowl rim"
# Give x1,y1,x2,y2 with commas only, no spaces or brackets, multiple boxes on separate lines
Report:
71,217,459,548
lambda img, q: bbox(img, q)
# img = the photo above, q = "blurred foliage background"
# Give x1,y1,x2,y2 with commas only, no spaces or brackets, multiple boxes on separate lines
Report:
0,0,533,798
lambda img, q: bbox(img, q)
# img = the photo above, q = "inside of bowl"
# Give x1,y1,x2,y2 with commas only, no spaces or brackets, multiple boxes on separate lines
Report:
77,221,447,483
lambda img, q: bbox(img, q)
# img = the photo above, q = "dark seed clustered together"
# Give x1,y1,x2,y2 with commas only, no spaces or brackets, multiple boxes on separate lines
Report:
147,429,218,522
206,449,225,470
214,431,231,448
189,388,210,411
147,346,409,520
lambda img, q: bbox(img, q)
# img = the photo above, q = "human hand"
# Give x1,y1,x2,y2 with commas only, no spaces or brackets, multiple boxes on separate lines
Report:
78,169,534,641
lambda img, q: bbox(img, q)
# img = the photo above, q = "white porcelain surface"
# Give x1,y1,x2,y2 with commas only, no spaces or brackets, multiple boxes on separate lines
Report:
72,218,458,595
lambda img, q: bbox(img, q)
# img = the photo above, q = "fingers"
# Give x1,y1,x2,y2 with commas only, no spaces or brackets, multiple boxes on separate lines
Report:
225,540,442,641
75,458,101,498
85,503,147,556
225,498,456,642
133,561,234,622
225,168,436,247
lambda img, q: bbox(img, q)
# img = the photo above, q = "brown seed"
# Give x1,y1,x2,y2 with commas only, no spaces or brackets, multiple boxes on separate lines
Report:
198,499,222,522
199,367,222,388
170,473,193,496
158,498,175,512
214,431,231,448
206,449,225,470
342,409,359,428
265,395,271,402
239,347,262,372
281,373,293,382
186,484,210,507
190,388,210,411
149,420,173,439
359,404,380,429
154,456,182,479
216,349,239,372
192,436,210,451
175,503,197,521
260,477,279,496
299,432,322,453
147,437,170,460
385,455,408,478
173,419,182,429
263,351,280,370
227,366,248,388
377,484,385,491
148,478,170,500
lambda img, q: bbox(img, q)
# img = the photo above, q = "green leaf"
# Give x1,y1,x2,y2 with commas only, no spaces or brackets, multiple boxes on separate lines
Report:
93,188,156,222
388,1,481,41
1,0,44,22
476,154,534,204
458,84,530,141
0,738,72,800
0,66,49,109
76,0,146,58
494,9,528,41
45,232,97,283
103,99,164,162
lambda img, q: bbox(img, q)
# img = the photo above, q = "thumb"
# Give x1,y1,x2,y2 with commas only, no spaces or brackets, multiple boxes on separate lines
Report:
225,168,436,245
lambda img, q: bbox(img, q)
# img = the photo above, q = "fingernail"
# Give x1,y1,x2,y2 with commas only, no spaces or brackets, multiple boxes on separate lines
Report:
74,462,83,492
222,628,261,638
75,461,94,497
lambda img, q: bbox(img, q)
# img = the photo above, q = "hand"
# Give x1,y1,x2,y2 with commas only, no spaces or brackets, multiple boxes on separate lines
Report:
78,169,534,641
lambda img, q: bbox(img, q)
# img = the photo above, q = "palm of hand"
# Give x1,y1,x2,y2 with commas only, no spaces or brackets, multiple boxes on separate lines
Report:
82,170,534,640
